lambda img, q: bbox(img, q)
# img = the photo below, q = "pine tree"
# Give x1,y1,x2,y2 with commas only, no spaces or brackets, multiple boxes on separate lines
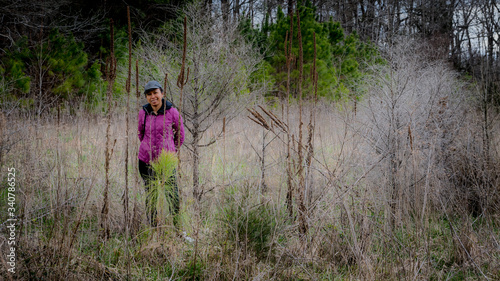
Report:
2,30,102,113
242,0,379,100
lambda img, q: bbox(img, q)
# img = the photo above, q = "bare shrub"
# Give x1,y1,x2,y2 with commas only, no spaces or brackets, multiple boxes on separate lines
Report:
360,38,469,227
4,98,499,280
444,113,500,218
348,38,500,278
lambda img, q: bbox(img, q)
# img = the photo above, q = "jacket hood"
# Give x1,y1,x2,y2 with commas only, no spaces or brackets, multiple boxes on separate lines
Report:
143,99,173,115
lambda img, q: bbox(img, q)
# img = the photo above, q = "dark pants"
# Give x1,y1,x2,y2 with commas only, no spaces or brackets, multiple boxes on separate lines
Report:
139,160,180,227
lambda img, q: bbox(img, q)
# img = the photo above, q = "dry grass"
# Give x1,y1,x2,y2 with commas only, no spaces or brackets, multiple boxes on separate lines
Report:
2,39,500,279
0,95,499,280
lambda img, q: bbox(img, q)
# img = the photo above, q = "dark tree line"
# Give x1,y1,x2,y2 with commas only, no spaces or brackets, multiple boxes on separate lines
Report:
2,0,498,83
1,0,498,112
0,0,193,60
0,0,194,113
204,0,499,100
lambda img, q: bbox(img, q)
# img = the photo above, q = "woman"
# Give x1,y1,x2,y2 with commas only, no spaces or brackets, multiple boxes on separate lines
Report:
138,80,184,227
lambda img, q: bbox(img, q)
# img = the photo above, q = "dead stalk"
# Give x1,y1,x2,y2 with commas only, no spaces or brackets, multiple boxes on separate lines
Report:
305,32,317,206
246,8,313,239
123,6,132,231
285,15,294,219
123,6,132,278
177,16,189,180
131,59,141,235
223,116,226,187
296,7,308,238
101,18,117,241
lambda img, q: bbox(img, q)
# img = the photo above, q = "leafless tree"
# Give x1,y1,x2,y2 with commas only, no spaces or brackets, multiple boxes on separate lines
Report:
138,2,264,201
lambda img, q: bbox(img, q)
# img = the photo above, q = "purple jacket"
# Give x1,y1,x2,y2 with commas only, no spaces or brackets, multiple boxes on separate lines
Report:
138,99,185,164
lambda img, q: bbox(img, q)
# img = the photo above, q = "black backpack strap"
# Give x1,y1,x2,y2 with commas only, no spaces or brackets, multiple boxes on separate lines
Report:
143,109,147,135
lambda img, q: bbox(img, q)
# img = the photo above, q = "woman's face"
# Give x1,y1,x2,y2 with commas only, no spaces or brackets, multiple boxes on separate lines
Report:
146,88,163,109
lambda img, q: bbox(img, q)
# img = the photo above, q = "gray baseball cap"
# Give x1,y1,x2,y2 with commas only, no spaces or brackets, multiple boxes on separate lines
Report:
144,80,162,94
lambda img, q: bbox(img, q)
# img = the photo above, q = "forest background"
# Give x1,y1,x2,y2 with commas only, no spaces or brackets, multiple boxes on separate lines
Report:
1,0,500,280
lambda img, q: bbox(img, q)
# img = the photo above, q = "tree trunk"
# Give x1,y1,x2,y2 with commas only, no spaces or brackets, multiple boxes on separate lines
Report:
193,129,201,201
192,101,201,201
221,0,230,25
288,0,294,16
204,0,213,16
233,0,240,21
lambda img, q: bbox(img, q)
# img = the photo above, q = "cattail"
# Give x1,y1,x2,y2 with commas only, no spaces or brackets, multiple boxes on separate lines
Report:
286,12,294,219
222,117,226,187
123,6,133,277
135,60,140,99
130,58,141,236
123,5,132,230
296,6,308,238
164,73,168,94
0,112,4,167
305,32,317,206
177,16,189,181
101,18,116,241
408,124,413,151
